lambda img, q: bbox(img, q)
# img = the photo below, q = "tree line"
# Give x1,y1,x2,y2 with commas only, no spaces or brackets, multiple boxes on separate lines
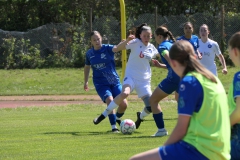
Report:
0,0,240,31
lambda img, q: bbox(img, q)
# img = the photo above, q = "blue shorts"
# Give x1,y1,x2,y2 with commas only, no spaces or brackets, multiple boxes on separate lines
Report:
95,83,122,103
158,69,180,94
231,124,240,160
159,141,208,160
158,77,179,94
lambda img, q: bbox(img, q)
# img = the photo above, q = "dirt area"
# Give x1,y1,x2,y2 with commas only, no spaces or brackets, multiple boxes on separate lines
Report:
0,95,139,108
0,94,174,108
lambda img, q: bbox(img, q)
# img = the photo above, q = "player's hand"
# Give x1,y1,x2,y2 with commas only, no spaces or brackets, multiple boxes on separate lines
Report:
198,53,202,60
152,59,161,68
127,34,135,42
84,82,89,91
222,68,228,75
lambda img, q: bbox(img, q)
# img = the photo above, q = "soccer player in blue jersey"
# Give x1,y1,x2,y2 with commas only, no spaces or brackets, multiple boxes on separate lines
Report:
228,32,240,160
177,22,202,59
135,26,180,137
130,40,230,160
93,24,166,136
84,31,128,133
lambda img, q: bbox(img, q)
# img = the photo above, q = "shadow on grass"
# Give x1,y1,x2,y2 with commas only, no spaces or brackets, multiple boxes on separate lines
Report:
164,118,177,120
43,131,121,136
116,134,168,139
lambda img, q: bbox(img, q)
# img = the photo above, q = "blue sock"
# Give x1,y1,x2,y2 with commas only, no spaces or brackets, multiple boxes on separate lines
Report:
108,114,116,125
116,112,124,119
153,112,165,129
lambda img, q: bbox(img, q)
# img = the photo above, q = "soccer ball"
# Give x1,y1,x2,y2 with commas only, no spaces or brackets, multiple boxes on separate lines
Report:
120,119,136,134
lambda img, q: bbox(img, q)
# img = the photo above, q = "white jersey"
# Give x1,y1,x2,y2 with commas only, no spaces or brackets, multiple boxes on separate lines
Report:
125,38,158,81
199,39,221,76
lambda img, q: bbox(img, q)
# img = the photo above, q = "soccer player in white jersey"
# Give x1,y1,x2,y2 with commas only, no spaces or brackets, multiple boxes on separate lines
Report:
93,23,167,136
198,24,227,76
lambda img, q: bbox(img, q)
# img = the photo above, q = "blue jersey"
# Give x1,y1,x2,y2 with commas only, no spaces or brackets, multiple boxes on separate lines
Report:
177,35,199,54
232,71,240,99
178,75,203,115
158,40,179,83
85,44,120,85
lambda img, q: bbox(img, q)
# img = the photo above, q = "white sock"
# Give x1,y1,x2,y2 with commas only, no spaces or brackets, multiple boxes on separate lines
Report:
102,101,118,117
116,117,121,120
140,110,149,120
112,125,117,129
158,128,166,132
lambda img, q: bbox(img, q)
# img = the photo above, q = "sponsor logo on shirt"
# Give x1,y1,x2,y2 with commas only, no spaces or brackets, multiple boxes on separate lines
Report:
101,53,106,59
203,52,210,56
208,44,212,48
93,63,106,70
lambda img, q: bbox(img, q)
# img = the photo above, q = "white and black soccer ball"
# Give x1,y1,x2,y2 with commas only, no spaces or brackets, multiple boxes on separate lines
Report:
120,119,136,134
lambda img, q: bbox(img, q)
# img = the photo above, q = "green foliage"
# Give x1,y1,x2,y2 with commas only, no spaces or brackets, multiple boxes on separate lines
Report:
0,26,88,69
1,37,44,69
1,0,240,32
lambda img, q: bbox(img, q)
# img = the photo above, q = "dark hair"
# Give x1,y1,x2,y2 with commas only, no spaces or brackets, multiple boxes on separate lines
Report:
228,32,240,51
90,31,101,38
183,22,193,28
135,23,151,40
200,24,209,31
199,24,214,39
155,26,176,42
169,40,217,83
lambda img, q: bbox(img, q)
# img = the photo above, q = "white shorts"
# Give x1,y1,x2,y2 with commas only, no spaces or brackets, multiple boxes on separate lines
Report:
123,76,152,98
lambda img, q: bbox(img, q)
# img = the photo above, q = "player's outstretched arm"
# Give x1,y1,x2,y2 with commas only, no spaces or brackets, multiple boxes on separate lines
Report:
151,59,167,69
84,65,91,91
113,34,135,52
218,54,228,75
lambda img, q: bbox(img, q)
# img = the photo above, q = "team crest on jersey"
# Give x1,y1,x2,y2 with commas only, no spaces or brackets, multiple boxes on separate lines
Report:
148,49,152,53
139,51,144,58
208,44,212,48
194,42,197,47
140,46,142,48
235,81,240,91
180,84,185,91
237,73,240,79
101,53,106,59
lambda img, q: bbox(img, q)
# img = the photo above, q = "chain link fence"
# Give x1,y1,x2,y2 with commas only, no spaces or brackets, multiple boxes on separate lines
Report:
0,8,238,69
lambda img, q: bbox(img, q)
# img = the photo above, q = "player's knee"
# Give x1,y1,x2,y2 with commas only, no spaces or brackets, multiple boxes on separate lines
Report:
119,99,128,109
120,92,130,99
